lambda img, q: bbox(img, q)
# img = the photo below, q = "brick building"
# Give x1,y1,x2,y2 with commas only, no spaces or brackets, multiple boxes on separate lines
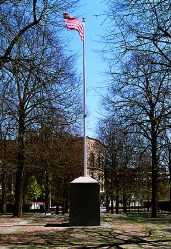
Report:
86,137,105,194
72,136,105,201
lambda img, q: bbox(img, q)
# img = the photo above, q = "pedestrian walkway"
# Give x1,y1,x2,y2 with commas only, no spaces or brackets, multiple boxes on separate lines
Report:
0,212,171,248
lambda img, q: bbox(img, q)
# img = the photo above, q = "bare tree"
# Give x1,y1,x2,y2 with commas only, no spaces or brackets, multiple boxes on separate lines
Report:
97,118,144,214
24,127,83,214
0,0,80,69
104,0,171,70
103,52,171,217
0,1,82,216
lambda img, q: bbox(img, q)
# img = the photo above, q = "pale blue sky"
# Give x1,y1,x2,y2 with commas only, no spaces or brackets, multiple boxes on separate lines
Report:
63,0,108,138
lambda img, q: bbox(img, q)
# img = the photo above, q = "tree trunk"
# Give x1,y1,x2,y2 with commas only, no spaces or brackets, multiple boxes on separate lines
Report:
115,194,119,214
45,171,51,213
105,194,110,212
151,164,158,217
56,205,59,215
13,100,25,217
110,195,114,214
123,195,127,213
168,146,171,208
65,198,69,213
1,173,7,214
151,128,158,218
13,147,25,217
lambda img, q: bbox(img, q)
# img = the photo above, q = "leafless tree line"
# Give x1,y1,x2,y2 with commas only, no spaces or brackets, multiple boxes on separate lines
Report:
0,0,82,217
99,0,171,217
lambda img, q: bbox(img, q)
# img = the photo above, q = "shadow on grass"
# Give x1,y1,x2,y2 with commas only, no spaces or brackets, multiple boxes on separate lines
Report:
45,222,69,227
1,213,171,248
1,230,171,248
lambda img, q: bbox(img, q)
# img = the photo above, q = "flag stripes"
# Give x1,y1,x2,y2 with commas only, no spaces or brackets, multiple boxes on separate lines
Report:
63,13,84,41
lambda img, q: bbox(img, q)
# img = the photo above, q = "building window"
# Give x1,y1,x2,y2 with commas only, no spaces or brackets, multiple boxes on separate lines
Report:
89,152,95,177
89,152,95,169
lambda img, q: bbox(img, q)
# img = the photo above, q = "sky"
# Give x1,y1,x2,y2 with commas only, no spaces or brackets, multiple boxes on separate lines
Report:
63,0,108,138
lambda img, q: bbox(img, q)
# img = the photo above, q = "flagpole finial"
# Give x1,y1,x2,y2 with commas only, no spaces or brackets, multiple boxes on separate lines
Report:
82,17,85,22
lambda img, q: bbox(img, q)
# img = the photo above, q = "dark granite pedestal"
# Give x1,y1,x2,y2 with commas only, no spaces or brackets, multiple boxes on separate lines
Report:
69,176,100,226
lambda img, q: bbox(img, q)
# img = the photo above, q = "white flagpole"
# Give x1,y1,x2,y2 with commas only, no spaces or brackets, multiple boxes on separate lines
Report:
82,17,87,177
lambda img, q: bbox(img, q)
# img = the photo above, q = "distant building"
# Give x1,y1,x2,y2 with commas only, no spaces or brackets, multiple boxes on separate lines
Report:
86,137,105,194
72,136,105,194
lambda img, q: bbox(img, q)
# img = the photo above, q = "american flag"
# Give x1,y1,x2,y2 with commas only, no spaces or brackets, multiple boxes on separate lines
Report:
63,13,84,41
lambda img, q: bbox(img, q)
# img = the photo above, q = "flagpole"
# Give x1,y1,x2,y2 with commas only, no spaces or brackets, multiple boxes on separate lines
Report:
82,17,87,177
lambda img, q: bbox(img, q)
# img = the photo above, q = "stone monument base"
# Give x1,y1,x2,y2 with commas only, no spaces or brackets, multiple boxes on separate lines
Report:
69,176,100,226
